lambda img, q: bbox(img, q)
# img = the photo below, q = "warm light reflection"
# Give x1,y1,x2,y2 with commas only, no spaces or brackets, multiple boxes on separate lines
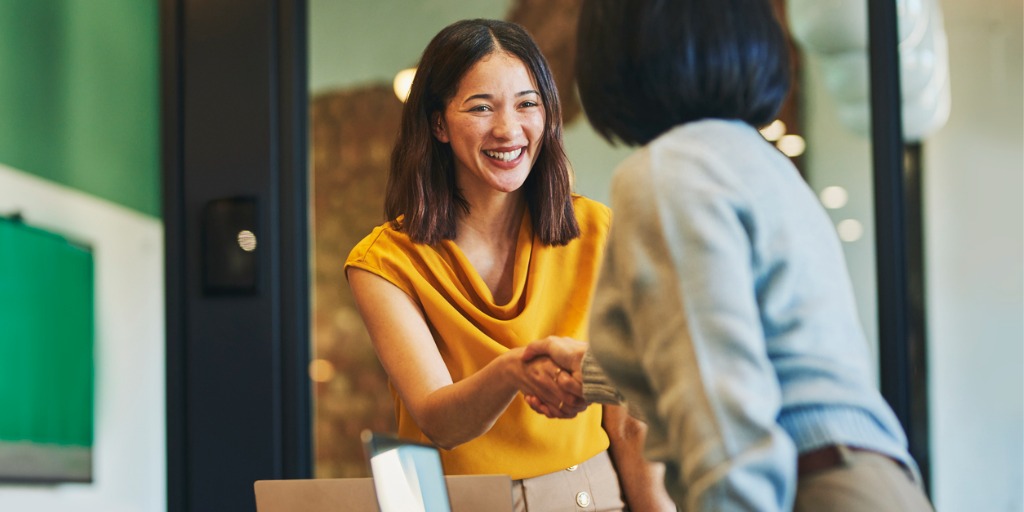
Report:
393,68,417,103
837,219,864,242
309,358,336,383
237,230,257,252
776,134,806,157
819,186,849,209
759,119,787,141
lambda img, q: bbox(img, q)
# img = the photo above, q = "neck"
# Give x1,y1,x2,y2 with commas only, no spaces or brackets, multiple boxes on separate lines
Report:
457,191,525,244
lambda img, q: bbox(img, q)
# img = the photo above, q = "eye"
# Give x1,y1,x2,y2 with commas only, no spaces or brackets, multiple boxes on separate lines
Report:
519,100,540,109
467,104,492,112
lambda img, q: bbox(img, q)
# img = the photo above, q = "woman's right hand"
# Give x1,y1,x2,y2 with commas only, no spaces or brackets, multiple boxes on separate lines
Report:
516,339,590,418
523,336,588,379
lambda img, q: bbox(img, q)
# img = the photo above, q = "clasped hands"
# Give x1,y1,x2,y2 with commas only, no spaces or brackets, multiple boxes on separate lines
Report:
518,336,590,419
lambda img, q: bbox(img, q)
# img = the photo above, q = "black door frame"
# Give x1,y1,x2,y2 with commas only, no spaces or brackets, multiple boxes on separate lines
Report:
161,1,930,509
162,0,310,510
868,0,931,491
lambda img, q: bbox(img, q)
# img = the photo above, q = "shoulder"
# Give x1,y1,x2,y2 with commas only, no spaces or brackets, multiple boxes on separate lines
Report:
345,219,425,296
571,194,612,236
643,119,758,162
651,118,757,150
623,119,763,198
571,194,611,219
347,220,404,264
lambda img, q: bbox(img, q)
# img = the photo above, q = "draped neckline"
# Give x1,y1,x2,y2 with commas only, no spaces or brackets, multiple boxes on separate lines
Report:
436,208,534,314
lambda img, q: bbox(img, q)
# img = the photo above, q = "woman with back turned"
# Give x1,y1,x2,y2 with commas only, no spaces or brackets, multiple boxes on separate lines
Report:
526,1,937,510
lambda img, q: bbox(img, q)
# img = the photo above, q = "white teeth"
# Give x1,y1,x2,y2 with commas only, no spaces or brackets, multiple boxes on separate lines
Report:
484,148,523,162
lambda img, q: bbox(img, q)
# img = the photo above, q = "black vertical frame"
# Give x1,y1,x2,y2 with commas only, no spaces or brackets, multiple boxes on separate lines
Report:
162,0,311,511
867,0,931,491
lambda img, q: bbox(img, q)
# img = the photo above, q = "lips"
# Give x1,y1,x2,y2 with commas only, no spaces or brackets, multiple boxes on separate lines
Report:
483,147,523,162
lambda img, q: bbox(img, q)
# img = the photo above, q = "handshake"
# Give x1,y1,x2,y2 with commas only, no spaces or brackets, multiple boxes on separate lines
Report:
517,336,621,419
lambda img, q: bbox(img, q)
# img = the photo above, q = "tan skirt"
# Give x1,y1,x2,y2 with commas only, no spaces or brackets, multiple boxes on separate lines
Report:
511,450,625,512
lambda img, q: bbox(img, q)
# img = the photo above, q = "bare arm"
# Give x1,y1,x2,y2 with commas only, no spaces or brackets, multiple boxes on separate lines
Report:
603,405,676,512
348,267,568,449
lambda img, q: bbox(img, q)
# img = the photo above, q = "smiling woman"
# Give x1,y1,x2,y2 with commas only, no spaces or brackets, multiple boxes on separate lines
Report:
306,0,601,482
342,18,673,512
382,19,576,247
433,52,545,201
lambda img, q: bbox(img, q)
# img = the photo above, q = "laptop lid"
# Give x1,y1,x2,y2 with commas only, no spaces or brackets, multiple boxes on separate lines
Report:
253,433,513,512
254,475,514,512
361,430,453,512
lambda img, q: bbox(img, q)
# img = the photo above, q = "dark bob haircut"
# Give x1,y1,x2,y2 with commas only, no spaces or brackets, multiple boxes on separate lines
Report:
576,0,791,146
386,19,579,246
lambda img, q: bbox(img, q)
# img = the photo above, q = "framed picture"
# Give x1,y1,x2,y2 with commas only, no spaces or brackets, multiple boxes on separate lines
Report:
0,216,94,483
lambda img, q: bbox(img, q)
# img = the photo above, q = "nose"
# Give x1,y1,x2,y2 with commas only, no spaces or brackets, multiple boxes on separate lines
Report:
491,109,524,141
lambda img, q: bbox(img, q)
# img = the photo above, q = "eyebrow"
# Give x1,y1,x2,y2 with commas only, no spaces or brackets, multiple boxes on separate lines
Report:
461,90,540,105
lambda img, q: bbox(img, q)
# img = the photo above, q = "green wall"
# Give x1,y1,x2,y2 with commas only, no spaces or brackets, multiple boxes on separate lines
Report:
0,0,160,218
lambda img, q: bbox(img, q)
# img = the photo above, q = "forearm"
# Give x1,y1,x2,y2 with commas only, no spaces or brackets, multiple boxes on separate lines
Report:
351,269,545,450
604,405,676,512
414,350,524,449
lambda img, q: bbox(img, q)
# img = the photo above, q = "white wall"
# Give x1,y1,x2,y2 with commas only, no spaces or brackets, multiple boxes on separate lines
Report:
0,165,166,512
925,1,1023,510
800,0,1022,510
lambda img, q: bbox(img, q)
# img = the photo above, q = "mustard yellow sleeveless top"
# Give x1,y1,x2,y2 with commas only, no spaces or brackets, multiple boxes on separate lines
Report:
345,195,611,479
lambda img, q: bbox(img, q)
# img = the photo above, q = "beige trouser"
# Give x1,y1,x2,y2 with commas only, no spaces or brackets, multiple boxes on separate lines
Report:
795,445,935,512
511,450,625,512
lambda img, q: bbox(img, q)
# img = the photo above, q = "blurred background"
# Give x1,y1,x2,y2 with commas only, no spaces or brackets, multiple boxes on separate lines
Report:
0,0,1019,510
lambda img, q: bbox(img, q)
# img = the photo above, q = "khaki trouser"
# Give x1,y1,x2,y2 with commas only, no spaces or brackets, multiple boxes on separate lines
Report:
511,450,625,512
795,445,935,512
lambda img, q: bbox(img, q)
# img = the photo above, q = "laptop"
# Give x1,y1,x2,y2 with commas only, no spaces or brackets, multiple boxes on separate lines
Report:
361,430,452,512
254,431,513,512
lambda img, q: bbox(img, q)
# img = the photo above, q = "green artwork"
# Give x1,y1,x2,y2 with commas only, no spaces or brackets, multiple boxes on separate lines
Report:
0,216,94,482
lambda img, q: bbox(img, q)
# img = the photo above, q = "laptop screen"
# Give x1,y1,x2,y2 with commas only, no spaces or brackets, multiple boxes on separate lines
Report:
361,430,453,512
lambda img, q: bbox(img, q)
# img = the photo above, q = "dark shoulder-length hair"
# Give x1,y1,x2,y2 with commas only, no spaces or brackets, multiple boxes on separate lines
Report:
385,18,579,246
576,0,791,146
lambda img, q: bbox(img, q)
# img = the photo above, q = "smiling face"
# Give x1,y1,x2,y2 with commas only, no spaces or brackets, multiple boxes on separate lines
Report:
433,51,545,200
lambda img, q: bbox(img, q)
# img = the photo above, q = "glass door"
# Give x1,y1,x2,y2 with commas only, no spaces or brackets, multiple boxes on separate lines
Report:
306,3,1024,510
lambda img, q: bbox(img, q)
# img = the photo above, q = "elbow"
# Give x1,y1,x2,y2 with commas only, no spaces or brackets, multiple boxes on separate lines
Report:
418,415,496,450
621,414,648,441
604,406,649,442
422,429,462,451
417,417,478,451
420,427,478,451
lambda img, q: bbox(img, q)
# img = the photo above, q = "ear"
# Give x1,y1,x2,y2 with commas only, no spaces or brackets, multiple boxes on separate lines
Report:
432,114,449,143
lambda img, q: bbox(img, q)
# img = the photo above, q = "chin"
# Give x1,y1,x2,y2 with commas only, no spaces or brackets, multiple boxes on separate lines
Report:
493,174,530,193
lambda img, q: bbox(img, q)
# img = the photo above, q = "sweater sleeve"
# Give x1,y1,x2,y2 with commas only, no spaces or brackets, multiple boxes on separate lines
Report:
581,349,624,404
